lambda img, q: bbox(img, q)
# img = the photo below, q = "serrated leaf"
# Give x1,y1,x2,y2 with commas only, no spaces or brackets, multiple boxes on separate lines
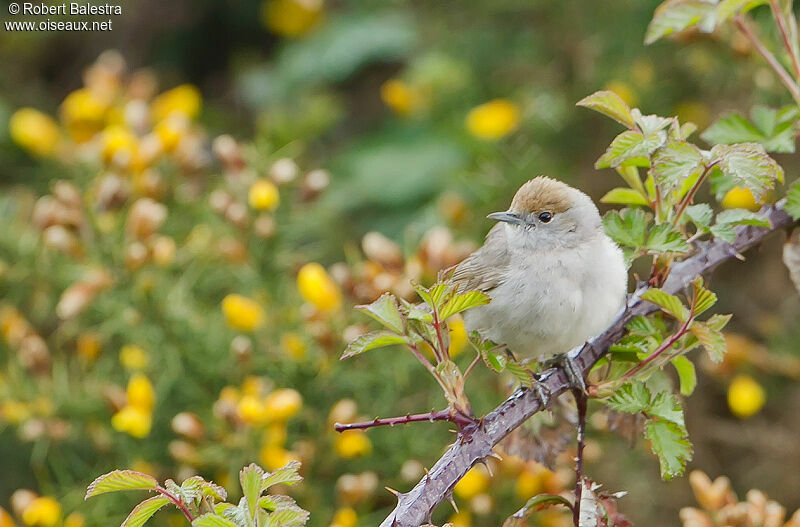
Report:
600,187,650,206
645,0,717,45
616,165,648,196
627,315,663,336
717,0,769,22
650,140,704,193
240,464,265,517
429,282,454,309
690,277,717,316
576,90,636,129
711,143,784,200
341,331,406,359
603,208,649,248
648,391,685,427
504,493,574,526
645,223,691,254
439,290,491,320
85,470,159,499
690,321,727,362
193,514,239,527
505,360,534,388
597,130,664,169
261,461,302,490
704,107,797,153
483,350,507,372
671,356,697,396
121,496,170,527
606,381,652,414
399,298,433,322
642,289,690,321
633,110,674,136
710,222,737,243
701,112,765,144
715,209,771,228
644,420,693,479
685,204,714,230
786,180,800,219
356,293,404,333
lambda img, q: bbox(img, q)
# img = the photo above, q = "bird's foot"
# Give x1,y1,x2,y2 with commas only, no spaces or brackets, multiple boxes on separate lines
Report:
530,374,553,408
541,353,587,394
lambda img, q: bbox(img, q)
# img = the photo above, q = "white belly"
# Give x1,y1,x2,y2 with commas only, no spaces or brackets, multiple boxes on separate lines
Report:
462,236,627,360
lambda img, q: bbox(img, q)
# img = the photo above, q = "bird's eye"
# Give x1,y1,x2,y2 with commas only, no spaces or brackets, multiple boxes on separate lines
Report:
538,211,553,223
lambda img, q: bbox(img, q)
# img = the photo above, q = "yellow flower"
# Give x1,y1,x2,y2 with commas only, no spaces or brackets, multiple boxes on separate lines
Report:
448,511,472,527
151,84,202,122
297,263,342,311
64,512,85,527
380,79,420,116
153,114,189,152
222,294,265,332
9,108,60,157
237,395,268,425
261,0,324,37
111,405,152,438
454,466,489,500
330,507,358,527
248,179,281,211
264,422,288,446
1,400,31,424
335,430,372,458
260,445,299,471
127,373,155,412
21,497,61,527
264,388,303,421
721,186,761,212
60,88,108,142
119,345,149,371
727,375,766,418
101,125,138,165
604,80,638,107
515,467,544,499
465,99,520,141
281,333,307,361
76,333,101,361
0,506,15,527
448,315,468,358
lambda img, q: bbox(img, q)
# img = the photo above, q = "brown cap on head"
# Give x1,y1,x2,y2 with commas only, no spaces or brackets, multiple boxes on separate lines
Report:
509,176,575,214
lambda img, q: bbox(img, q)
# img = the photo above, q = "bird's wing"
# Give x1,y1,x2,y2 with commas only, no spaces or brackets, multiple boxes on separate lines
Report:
450,223,510,293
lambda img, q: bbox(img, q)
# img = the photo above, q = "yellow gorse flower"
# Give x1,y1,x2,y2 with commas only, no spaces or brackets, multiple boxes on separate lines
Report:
297,262,342,311
21,497,61,527
380,79,420,116
281,332,307,361
76,332,102,361
101,124,139,165
334,430,372,458
127,373,155,412
151,84,202,122
261,0,324,37
454,466,490,500
237,395,269,425
465,99,520,141
63,512,85,527
604,80,638,107
60,88,108,142
260,445,299,470
330,507,358,527
727,375,766,418
248,179,281,211
9,108,61,157
119,344,149,371
222,294,265,332
264,388,303,421
721,186,761,212
111,405,152,438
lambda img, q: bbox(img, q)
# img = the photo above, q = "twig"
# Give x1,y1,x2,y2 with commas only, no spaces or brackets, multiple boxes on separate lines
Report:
155,486,196,522
334,408,475,432
768,0,800,81
572,390,588,527
734,14,800,107
379,201,795,527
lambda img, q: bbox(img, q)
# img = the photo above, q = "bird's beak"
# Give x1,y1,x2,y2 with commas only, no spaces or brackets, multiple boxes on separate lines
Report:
487,211,525,225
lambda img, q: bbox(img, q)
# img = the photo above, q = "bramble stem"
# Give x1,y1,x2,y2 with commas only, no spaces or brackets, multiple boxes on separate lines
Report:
735,14,800,107
572,390,588,527
156,487,196,523
334,408,475,432
673,161,720,228
768,0,800,81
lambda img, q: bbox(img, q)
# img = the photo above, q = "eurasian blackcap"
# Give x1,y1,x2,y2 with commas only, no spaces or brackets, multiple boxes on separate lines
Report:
453,176,628,380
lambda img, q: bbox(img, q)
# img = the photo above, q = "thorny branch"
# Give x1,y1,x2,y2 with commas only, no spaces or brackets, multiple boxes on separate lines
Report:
379,201,796,527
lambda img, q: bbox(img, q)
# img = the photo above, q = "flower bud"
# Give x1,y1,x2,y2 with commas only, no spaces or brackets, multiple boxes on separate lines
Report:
171,412,205,440
362,231,403,269
269,158,298,184
126,198,167,240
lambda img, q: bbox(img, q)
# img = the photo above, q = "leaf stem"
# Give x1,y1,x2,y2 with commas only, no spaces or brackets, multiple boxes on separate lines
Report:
768,0,800,81
155,486,196,523
334,408,475,432
409,343,438,377
734,14,800,107
462,352,482,381
673,160,720,227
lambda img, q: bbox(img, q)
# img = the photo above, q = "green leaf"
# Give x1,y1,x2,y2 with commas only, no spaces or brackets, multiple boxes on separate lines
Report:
428,282,454,309
483,350,507,372
650,140,704,193
701,113,765,144
596,131,663,169
633,110,674,136
648,391,685,427
786,180,800,219
715,209,771,228
439,290,491,320
356,293,404,333
684,204,713,230
192,514,239,527
671,356,697,396
576,90,636,129
645,0,717,45
606,381,652,414
506,493,574,524
600,188,650,206
641,289,690,321
645,223,691,254
505,360,534,388
121,496,171,527
710,143,784,200
616,165,648,196
690,277,717,316
240,464,265,517
717,0,770,22
341,331,406,359
709,222,736,243
644,419,693,479
603,208,649,248
261,461,303,490
690,321,726,362
85,470,159,499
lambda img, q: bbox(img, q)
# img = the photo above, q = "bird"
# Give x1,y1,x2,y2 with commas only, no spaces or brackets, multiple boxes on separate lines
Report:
451,176,628,390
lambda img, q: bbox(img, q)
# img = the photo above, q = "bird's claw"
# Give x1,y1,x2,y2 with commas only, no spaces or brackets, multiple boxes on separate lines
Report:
542,354,587,394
